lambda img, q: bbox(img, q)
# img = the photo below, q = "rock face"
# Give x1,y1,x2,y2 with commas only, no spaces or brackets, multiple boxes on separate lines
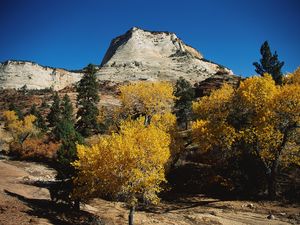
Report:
0,27,235,90
97,27,233,83
0,61,82,90
194,74,242,97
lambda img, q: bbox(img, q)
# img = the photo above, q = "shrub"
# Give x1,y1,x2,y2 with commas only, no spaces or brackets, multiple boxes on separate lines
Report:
9,136,60,161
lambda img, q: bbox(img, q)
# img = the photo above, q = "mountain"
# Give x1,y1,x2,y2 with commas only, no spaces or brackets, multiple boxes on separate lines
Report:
0,61,82,90
97,27,233,83
0,27,234,90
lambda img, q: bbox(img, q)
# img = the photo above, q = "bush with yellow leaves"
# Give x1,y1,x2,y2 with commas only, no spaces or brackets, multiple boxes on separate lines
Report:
73,116,171,223
192,71,300,199
2,110,37,145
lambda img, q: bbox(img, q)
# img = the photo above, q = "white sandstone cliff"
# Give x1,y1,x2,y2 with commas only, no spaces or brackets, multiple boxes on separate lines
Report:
0,27,234,90
97,27,233,83
0,60,82,90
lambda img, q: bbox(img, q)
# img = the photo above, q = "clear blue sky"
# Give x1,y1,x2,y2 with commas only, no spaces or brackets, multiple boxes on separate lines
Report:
0,0,299,77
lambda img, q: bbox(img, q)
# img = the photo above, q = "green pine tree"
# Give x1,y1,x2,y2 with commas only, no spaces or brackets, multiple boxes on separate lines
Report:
8,103,23,119
61,94,73,122
47,92,61,128
50,94,83,209
253,41,284,85
29,104,47,132
41,98,48,108
29,103,38,116
76,64,100,137
56,120,83,176
53,94,77,141
174,77,195,129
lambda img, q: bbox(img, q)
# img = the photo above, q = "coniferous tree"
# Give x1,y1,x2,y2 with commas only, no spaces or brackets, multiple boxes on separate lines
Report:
253,41,284,85
61,94,73,122
29,104,47,132
51,94,83,209
76,64,100,137
8,103,23,120
29,104,38,115
41,98,48,108
54,94,81,145
47,92,61,128
174,77,195,129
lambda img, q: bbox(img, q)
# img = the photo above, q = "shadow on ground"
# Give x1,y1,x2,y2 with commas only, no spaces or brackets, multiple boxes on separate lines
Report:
4,190,103,225
138,193,221,214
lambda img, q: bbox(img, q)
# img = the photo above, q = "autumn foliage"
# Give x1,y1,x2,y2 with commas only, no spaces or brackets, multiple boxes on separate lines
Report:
119,81,176,117
192,70,300,198
10,137,60,160
3,110,37,144
73,117,171,205
73,81,182,224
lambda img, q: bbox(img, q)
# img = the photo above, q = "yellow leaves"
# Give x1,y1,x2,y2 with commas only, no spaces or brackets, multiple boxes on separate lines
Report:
3,110,18,122
193,84,234,119
119,81,176,116
3,110,37,142
23,115,36,132
192,84,237,153
283,67,300,85
191,72,300,168
3,110,22,133
274,84,300,124
151,112,176,132
73,117,171,205
192,120,212,152
236,74,278,112
192,119,238,153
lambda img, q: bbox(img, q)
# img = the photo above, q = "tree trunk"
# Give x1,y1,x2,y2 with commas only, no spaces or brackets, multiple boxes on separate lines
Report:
267,173,276,200
144,115,151,126
267,127,289,200
267,161,279,200
128,206,135,225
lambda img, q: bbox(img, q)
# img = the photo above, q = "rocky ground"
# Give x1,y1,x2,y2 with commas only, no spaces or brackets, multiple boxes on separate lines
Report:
0,154,299,225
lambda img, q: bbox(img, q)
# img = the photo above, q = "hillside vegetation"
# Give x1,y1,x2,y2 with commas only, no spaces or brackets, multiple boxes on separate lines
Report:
0,66,299,225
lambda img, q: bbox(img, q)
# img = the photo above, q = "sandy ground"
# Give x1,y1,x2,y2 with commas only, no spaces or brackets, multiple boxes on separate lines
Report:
0,155,299,225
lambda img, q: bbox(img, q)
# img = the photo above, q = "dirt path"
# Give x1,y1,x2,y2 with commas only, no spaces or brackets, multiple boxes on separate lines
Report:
0,155,299,225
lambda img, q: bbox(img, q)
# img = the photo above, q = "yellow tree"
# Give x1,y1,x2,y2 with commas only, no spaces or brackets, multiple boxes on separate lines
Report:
120,82,185,166
119,81,176,124
192,84,238,154
73,117,171,225
283,67,300,85
192,73,300,198
235,74,300,198
3,110,37,146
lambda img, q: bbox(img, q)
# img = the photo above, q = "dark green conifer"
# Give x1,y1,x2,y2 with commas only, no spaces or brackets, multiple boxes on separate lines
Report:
8,103,23,119
174,77,195,129
51,94,83,209
61,94,73,122
29,104,47,132
47,92,61,128
76,64,100,137
253,41,284,85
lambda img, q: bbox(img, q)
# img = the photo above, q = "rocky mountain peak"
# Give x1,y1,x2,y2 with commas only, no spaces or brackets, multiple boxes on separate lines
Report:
97,27,232,83
0,27,234,90
101,27,203,66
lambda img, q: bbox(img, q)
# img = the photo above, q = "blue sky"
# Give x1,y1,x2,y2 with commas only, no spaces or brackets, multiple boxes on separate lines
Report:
0,0,299,77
